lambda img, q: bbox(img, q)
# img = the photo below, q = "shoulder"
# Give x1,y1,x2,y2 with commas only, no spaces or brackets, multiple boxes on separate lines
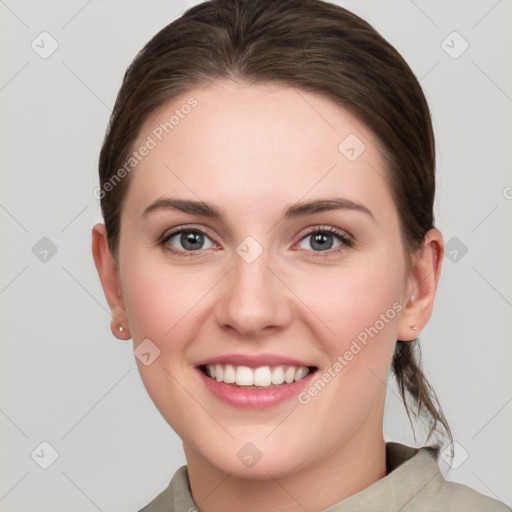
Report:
432,479,510,511
385,443,510,512
137,466,196,512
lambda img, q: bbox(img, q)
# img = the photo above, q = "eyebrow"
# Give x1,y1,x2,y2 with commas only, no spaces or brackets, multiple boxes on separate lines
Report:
282,198,374,221
142,197,374,221
142,198,223,219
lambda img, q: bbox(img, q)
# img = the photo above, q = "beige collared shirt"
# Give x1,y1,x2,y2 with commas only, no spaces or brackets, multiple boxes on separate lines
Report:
138,442,510,511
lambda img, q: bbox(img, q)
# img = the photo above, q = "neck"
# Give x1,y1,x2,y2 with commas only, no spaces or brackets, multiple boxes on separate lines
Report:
185,424,387,512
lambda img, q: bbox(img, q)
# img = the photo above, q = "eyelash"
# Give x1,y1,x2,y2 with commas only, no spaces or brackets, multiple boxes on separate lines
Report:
158,225,218,258
158,225,354,258
300,225,354,257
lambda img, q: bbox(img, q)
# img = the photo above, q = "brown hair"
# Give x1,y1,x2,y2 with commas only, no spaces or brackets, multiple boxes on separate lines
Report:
98,0,452,453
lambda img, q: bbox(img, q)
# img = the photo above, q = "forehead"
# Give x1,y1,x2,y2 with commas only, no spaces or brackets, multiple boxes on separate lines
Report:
124,79,395,220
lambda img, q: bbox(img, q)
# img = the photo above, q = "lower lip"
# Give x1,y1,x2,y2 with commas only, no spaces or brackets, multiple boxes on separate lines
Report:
197,369,316,409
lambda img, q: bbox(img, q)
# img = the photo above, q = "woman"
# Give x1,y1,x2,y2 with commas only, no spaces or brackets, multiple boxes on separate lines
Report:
92,0,509,510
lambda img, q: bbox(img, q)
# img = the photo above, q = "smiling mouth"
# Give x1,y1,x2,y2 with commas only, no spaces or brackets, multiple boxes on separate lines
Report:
199,364,318,389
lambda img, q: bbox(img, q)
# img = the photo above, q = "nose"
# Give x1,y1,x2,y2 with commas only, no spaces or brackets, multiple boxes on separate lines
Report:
214,248,293,338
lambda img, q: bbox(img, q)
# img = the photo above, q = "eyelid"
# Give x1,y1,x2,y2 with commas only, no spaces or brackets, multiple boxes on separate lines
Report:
158,224,222,255
157,223,354,257
159,223,216,241
292,225,354,257
296,225,354,244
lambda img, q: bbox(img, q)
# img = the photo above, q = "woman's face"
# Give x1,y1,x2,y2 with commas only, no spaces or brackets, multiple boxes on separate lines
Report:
115,80,415,477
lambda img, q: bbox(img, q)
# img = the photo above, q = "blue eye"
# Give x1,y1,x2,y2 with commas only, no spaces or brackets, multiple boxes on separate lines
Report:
158,225,352,257
297,228,352,252
162,229,215,252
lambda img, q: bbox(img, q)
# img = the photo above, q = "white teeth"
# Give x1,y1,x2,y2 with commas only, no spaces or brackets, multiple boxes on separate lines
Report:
223,364,236,384
294,367,309,382
284,366,296,384
271,365,285,385
204,363,312,387
215,364,224,382
253,366,272,387
236,366,254,386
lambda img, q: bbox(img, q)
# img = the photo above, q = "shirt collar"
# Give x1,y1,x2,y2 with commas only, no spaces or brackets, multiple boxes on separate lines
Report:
162,442,443,511
325,442,444,511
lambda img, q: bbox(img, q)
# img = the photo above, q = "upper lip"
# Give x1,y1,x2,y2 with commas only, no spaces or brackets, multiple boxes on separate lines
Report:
195,353,317,369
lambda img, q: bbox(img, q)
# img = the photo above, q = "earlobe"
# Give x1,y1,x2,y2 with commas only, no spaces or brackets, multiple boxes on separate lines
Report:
110,314,131,340
91,224,131,340
397,228,443,342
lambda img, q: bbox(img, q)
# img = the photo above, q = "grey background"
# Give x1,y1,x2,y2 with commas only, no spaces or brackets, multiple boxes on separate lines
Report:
1,0,511,510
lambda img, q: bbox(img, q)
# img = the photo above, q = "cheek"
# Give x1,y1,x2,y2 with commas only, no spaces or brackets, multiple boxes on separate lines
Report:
119,254,212,428
290,262,403,430
120,248,214,343
287,252,405,404
293,259,403,342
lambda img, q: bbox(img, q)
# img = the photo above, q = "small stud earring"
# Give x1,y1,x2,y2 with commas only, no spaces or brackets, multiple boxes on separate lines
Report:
409,325,418,331
118,325,124,333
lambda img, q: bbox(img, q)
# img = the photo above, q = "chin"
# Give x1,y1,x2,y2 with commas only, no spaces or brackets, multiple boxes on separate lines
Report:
190,432,314,480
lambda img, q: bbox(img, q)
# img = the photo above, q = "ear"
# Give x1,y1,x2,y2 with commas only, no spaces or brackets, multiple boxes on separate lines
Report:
397,228,443,342
91,223,131,340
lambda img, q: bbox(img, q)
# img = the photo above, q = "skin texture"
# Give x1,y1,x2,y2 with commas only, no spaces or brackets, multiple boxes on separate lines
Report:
92,80,443,512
